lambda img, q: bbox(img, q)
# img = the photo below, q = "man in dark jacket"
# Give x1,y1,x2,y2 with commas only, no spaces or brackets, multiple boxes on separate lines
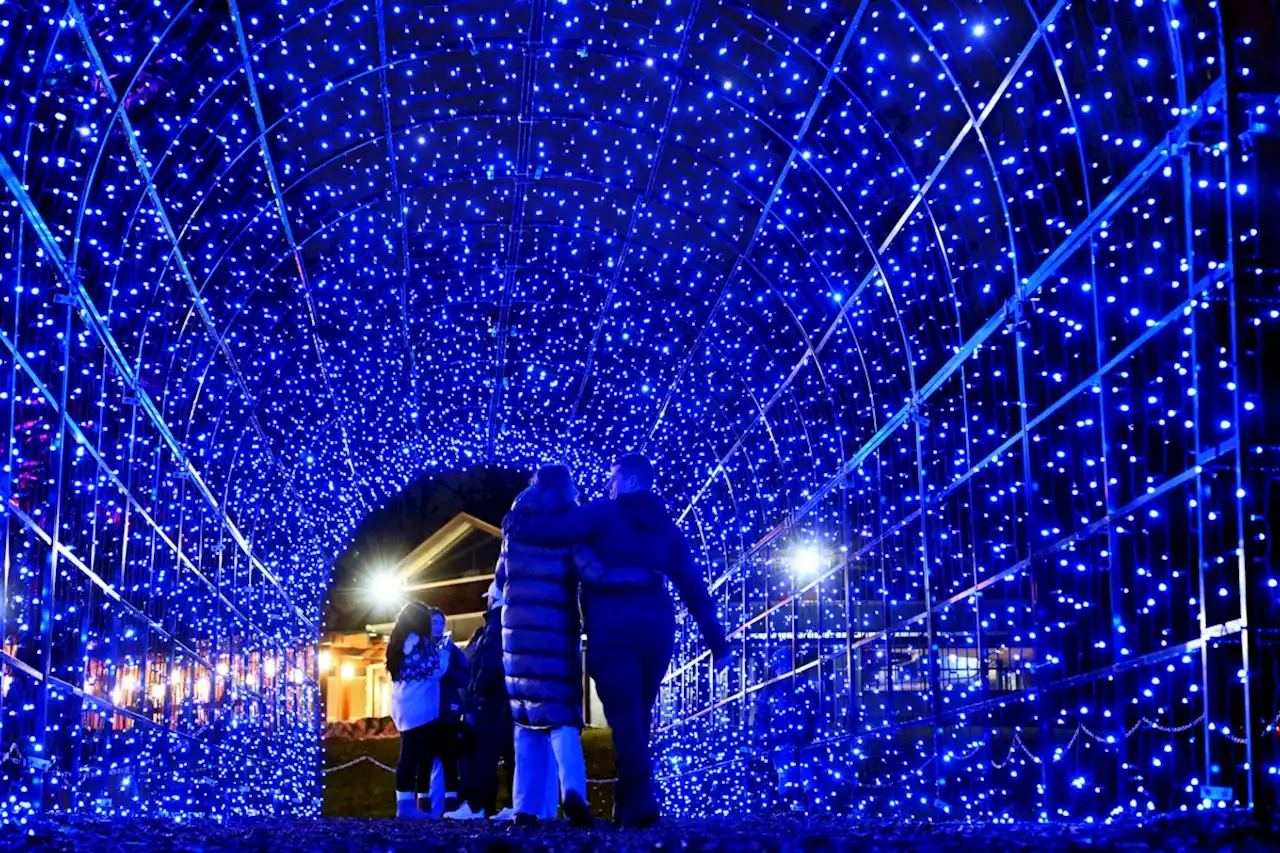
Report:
447,582,515,820
510,453,733,828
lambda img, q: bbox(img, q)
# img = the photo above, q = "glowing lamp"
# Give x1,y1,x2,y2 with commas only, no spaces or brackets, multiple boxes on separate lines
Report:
367,569,406,609
790,546,824,578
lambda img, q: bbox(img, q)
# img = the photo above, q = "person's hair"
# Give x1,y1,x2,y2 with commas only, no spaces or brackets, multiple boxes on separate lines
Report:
386,601,438,681
513,464,579,512
613,453,655,493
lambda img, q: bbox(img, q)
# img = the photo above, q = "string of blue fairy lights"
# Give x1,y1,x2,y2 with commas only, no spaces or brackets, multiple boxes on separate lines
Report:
0,0,1274,826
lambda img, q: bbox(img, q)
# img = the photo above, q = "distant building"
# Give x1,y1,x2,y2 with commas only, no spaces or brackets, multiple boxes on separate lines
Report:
319,512,607,727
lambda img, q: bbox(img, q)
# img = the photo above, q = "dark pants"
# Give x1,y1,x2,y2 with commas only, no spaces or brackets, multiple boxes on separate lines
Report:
396,719,460,795
463,705,515,814
586,607,675,825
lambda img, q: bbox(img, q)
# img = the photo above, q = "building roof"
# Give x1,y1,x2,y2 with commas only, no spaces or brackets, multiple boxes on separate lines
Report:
393,511,502,584
375,511,505,632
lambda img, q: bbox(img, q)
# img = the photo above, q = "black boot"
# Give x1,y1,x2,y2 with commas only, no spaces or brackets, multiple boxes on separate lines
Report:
563,791,594,829
515,813,539,827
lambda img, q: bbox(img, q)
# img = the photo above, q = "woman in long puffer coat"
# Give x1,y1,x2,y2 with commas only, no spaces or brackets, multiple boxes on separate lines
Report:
496,464,593,827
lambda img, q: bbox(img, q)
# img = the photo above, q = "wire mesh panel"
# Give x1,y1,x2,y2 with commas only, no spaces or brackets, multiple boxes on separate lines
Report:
653,0,1277,824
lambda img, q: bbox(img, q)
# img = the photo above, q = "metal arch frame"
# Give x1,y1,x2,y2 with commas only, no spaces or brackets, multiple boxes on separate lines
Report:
67,0,201,270
684,79,1226,605
90,37,922,299
484,0,548,458
0,18,320,799
3,0,1264,821
63,0,312,558
886,0,1036,798
57,0,988,333
76,29,951,452
226,0,364,491
560,0,705,443
638,3,871,452
0,146,311,637
661,0,1072,531
667,93,1229,644
654,76,1239,812
375,0,422,434
0,160,318,808
170,162,868,429
646,39,963,536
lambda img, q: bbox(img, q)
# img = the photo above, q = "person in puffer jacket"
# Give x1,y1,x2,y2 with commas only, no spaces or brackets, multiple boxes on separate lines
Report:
497,464,594,828
387,601,452,819
507,453,734,828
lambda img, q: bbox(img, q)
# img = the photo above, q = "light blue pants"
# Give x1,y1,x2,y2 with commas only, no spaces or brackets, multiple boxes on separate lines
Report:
512,725,587,819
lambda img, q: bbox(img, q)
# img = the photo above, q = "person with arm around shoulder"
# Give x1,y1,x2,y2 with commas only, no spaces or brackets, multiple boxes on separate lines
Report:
510,453,737,828
499,464,595,828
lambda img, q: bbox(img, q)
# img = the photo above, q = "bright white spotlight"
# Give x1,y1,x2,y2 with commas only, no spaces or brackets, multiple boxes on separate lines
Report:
367,569,406,609
791,546,824,578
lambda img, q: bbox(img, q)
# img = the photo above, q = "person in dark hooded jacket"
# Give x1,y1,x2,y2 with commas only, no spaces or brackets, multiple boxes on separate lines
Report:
508,453,734,828
496,464,594,828
446,581,516,820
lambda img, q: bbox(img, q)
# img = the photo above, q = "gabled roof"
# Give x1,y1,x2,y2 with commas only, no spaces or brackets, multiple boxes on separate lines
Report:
393,511,502,583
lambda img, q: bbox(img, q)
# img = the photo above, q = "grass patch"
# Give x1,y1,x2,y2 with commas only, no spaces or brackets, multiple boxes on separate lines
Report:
323,738,402,818
323,728,616,819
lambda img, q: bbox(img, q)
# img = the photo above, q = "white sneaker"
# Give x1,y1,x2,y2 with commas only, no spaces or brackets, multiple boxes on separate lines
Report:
489,807,517,822
444,803,486,820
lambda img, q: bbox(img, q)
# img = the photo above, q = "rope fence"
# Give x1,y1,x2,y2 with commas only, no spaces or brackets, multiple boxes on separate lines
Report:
656,709,1272,791
321,753,617,784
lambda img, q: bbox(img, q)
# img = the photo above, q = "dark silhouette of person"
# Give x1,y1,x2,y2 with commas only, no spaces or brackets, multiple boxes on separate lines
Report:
447,582,515,820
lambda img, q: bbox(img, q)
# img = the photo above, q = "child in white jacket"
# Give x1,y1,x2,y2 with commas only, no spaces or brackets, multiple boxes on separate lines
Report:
388,601,451,818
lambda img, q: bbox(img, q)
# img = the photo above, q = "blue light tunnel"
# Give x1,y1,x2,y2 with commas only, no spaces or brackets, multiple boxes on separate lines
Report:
0,0,1276,824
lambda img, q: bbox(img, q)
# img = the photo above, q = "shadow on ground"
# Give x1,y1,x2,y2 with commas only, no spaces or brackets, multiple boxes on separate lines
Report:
4,812,1275,853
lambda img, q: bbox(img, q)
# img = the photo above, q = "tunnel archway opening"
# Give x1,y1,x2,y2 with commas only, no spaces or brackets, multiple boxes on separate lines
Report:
0,0,1275,826
326,464,530,629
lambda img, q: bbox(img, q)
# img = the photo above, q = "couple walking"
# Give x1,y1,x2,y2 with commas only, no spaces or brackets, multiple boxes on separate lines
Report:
496,452,734,828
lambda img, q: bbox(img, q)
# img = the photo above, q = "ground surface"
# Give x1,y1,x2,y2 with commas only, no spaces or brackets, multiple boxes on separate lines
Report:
2,811,1275,853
